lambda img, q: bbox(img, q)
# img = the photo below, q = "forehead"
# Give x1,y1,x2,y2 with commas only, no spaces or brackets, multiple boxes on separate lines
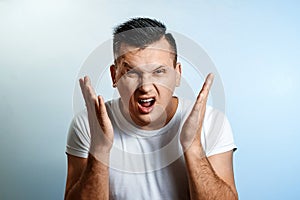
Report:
117,37,175,67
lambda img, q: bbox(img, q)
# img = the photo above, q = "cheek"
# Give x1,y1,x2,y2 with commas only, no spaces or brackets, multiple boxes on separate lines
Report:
160,86,175,99
156,75,177,93
117,78,138,101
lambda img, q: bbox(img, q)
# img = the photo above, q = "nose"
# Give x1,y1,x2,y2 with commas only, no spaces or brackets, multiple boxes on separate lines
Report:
138,73,154,93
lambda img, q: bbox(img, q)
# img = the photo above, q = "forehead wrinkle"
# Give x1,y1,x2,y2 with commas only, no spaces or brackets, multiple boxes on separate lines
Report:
117,41,175,70
117,37,175,58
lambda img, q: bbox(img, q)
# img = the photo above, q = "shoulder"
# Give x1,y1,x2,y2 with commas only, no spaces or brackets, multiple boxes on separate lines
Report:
66,99,116,158
178,97,228,127
71,109,88,130
202,107,236,157
71,99,115,129
66,109,90,158
177,97,236,156
203,106,230,133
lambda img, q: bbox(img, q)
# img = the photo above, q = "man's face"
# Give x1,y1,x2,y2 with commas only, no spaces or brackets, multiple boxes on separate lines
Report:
110,37,181,129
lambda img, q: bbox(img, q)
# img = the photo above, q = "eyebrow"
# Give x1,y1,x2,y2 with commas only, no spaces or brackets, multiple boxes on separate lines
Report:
153,65,167,71
123,62,133,69
123,62,168,72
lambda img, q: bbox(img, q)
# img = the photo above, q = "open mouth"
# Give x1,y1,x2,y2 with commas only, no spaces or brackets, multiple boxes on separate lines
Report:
137,97,156,113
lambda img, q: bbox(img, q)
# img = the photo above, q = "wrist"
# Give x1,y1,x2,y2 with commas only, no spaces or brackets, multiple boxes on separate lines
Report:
184,142,206,159
89,143,111,164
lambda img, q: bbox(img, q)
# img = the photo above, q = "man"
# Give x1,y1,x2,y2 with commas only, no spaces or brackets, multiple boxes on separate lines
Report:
65,17,238,200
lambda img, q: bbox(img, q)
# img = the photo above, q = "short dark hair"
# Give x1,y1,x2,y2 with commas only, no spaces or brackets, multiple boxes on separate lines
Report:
113,17,177,66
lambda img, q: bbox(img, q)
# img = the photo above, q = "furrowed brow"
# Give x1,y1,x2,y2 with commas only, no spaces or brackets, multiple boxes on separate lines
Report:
153,65,167,71
123,62,133,69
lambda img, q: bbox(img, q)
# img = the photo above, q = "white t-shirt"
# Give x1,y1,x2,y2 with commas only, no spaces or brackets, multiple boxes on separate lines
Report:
66,98,237,200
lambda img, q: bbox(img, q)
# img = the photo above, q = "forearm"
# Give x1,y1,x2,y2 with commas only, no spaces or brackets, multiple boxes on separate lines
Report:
184,147,238,200
65,153,110,200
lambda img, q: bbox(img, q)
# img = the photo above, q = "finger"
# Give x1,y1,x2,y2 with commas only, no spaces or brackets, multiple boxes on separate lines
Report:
194,73,214,111
84,76,97,100
198,73,214,101
79,77,85,94
189,73,214,122
84,75,91,85
79,76,98,109
96,95,112,133
79,77,89,103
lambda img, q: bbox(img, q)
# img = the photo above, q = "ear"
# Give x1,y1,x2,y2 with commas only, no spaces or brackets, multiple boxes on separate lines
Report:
175,62,182,87
110,64,117,87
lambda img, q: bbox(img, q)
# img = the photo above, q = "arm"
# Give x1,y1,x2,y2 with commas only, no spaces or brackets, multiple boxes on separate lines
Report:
65,76,113,200
181,74,238,200
184,148,238,200
65,154,110,200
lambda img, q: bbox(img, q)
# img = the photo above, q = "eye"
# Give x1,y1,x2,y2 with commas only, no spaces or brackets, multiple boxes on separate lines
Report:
154,68,166,74
125,68,139,77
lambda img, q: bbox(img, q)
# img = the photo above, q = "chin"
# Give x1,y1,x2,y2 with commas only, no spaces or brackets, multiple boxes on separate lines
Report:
131,108,168,129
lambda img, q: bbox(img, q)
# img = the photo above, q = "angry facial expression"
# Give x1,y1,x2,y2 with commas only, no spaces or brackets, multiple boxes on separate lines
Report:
111,37,181,130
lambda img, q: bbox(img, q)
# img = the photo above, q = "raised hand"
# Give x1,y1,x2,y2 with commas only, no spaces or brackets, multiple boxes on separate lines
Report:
180,73,214,152
79,76,114,161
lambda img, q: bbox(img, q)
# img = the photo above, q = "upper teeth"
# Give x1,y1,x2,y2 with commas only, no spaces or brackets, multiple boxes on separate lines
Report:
140,98,154,103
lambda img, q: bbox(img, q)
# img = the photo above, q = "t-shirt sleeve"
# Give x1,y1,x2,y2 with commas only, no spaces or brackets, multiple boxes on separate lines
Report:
66,110,91,158
202,106,237,157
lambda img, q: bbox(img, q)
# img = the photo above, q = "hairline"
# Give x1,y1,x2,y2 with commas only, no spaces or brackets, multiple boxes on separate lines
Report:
114,36,177,68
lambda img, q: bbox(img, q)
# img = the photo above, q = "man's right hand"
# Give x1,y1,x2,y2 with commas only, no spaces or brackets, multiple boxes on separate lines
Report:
79,76,114,162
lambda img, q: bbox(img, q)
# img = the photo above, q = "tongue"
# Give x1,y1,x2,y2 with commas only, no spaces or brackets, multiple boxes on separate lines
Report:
141,102,152,107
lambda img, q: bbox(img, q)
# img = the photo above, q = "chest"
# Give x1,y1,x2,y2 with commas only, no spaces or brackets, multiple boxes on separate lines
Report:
109,157,190,200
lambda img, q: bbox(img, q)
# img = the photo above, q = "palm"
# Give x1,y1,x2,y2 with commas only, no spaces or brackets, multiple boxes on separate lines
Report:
79,76,114,159
180,73,214,151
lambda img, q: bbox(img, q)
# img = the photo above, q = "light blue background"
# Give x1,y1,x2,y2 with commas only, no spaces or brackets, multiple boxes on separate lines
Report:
1,0,299,199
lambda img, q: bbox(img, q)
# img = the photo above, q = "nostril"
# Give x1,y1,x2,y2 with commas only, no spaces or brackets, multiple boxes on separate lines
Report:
138,83,153,92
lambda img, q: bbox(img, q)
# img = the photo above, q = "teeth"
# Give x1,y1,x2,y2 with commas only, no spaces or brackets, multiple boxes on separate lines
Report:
140,98,154,103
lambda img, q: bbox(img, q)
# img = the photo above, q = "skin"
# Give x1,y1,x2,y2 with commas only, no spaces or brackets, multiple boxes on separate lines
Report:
181,74,238,200
65,37,238,200
111,38,181,130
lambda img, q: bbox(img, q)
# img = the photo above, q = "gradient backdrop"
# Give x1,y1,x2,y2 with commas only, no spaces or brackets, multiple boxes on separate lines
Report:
1,0,299,199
